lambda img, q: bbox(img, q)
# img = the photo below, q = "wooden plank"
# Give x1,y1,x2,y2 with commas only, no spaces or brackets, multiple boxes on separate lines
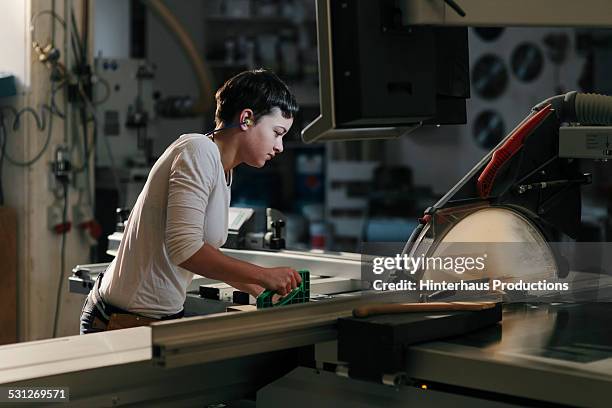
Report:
0,207,17,344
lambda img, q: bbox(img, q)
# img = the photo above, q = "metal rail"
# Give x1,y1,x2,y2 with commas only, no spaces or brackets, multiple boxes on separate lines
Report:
152,290,417,368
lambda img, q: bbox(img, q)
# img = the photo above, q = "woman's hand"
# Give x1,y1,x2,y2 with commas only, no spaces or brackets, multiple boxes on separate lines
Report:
258,267,302,296
180,244,302,296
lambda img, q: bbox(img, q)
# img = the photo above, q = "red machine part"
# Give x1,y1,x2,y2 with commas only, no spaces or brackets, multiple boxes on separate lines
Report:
477,104,554,198
79,220,102,240
418,214,432,225
53,221,72,235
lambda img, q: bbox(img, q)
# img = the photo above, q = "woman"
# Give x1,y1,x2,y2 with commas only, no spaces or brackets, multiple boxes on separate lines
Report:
80,69,302,334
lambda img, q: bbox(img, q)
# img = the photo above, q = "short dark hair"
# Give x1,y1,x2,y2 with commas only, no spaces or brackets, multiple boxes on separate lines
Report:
214,69,299,127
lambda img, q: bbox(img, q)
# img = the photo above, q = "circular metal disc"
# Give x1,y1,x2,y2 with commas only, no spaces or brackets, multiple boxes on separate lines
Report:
422,207,557,283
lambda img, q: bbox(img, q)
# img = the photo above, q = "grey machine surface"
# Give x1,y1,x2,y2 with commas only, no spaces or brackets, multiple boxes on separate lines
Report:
4,1,612,407
258,303,612,408
70,205,365,316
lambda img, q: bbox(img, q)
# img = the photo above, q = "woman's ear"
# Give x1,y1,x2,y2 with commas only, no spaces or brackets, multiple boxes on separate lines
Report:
239,109,255,130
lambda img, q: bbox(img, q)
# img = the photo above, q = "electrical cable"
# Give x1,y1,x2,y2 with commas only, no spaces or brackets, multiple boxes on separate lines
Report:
79,86,124,205
51,0,56,45
85,113,97,205
82,0,90,63
71,6,88,67
0,113,7,206
70,6,87,67
70,112,88,173
70,101,96,229
0,92,57,168
30,9,66,40
0,104,47,132
50,80,66,118
81,107,89,171
443,0,466,17
30,10,67,81
52,182,69,338
0,79,64,128
71,83,97,173
0,111,52,167
91,76,111,105
25,7,75,339
70,30,82,65
11,107,44,131
30,8,69,85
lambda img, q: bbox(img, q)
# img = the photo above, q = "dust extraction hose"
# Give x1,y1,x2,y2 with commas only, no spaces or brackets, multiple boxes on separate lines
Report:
142,0,214,115
535,91,612,125
575,93,612,125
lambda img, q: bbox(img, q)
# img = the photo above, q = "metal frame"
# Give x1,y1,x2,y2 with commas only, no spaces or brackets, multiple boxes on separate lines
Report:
300,0,421,143
152,290,417,368
7,350,299,407
401,0,612,27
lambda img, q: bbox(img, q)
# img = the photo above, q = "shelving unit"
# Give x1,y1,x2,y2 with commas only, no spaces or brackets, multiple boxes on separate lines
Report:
205,15,311,25
202,0,320,139
202,1,324,237
201,2,392,252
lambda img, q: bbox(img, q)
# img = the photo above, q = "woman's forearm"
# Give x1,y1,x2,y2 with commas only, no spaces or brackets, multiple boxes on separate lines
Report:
179,243,301,296
179,243,264,285
225,281,265,298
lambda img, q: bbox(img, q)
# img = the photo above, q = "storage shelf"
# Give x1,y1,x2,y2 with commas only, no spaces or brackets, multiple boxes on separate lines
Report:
207,61,249,69
205,15,300,24
284,141,325,149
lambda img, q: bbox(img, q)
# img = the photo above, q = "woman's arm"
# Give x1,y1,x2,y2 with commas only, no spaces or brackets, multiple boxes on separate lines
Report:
179,243,301,295
224,281,265,298
164,142,300,295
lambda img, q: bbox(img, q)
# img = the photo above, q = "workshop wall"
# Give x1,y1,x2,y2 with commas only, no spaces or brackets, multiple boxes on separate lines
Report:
145,0,209,155
93,0,130,58
2,0,94,341
386,27,588,197
93,0,208,160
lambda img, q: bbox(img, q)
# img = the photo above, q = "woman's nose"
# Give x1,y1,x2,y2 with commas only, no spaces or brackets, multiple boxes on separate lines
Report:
274,139,284,154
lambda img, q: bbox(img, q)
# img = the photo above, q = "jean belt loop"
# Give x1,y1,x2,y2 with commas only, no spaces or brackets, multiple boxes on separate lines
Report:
92,273,111,321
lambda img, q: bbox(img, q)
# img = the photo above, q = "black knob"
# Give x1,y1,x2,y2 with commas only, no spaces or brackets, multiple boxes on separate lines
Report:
116,208,131,232
273,219,285,238
270,219,286,250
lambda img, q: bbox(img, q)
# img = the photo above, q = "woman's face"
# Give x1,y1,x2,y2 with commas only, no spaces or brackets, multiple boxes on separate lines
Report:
241,107,293,168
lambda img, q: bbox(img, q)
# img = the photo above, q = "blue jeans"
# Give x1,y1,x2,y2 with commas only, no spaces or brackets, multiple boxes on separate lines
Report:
79,291,108,334
80,274,184,334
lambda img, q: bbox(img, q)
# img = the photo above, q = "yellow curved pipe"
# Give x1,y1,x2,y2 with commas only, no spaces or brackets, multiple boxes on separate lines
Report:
143,0,215,114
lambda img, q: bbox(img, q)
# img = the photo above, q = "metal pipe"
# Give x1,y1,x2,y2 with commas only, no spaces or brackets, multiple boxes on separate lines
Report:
141,0,214,115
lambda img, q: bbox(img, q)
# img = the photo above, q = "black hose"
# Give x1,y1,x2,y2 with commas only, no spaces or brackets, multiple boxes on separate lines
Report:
52,182,69,338
0,113,6,206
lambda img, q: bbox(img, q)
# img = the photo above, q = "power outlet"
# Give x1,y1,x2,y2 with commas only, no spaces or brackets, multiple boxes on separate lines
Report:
47,204,65,231
47,171,60,192
73,171,91,191
72,204,93,226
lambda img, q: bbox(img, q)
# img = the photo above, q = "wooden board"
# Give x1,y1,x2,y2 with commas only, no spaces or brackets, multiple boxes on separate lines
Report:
0,207,17,344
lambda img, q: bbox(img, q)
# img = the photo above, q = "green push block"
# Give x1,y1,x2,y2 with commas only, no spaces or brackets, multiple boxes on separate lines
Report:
256,270,310,309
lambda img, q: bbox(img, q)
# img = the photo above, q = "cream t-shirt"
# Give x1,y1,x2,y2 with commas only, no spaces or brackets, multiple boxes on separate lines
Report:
99,134,231,318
